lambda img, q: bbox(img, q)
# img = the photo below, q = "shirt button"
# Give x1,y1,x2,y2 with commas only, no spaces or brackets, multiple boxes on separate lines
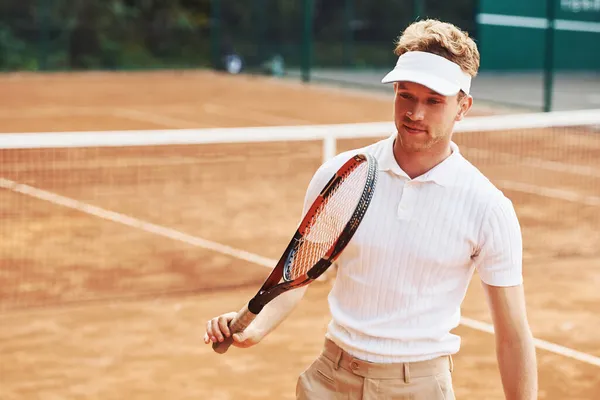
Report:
350,361,359,370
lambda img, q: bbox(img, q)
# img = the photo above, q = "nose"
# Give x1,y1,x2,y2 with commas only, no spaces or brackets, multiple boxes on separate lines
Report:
406,104,425,121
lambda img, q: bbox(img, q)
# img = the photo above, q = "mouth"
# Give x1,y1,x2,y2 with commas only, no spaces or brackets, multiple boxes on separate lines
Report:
402,124,427,135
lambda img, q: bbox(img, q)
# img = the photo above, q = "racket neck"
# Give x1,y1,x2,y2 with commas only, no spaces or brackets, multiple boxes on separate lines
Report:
248,296,266,314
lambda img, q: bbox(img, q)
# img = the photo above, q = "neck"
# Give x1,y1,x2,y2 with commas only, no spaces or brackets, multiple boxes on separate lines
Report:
393,138,452,179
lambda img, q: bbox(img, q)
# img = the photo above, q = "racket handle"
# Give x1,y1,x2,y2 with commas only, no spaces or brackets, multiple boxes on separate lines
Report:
213,335,235,354
212,304,257,354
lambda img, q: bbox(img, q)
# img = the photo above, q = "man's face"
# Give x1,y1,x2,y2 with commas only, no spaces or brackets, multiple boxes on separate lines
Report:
393,81,471,153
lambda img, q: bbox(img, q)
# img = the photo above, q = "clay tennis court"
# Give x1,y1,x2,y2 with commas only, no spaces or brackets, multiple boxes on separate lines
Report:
1,70,599,399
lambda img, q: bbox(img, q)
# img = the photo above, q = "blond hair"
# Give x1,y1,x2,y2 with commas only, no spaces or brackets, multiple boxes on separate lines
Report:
394,19,480,77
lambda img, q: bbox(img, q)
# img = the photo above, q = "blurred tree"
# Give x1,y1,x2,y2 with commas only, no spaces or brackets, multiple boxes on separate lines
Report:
0,0,476,71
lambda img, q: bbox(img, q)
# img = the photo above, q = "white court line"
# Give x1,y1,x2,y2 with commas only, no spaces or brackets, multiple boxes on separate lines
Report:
0,103,309,128
202,103,313,126
2,177,600,367
0,178,275,269
460,317,600,367
0,107,106,119
497,181,600,207
0,105,205,128
462,147,600,179
111,108,206,129
114,104,312,128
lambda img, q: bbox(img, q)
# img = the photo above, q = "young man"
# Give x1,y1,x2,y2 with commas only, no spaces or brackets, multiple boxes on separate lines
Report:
204,19,538,399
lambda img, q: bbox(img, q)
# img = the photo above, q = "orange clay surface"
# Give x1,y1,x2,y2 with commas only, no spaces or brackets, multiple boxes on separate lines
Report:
0,70,599,399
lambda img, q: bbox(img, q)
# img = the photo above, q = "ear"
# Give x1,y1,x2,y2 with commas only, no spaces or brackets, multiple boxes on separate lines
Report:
455,94,473,122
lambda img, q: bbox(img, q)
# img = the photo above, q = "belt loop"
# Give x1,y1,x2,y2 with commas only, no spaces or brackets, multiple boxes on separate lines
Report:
449,355,454,373
403,363,410,383
332,345,343,370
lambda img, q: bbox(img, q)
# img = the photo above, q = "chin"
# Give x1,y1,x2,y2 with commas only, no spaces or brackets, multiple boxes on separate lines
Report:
405,143,434,153
397,133,434,152
398,138,433,153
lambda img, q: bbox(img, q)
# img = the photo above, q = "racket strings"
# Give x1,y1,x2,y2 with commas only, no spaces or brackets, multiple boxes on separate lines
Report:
287,162,369,280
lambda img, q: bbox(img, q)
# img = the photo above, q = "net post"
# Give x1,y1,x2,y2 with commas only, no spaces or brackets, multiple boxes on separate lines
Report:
210,0,222,70
256,0,267,66
38,0,50,71
543,0,556,112
323,136,337,163
343,0,354,67
301,0,314,83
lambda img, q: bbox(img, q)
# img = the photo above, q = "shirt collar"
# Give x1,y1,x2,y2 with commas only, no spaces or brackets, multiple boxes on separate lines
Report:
376,134,463,187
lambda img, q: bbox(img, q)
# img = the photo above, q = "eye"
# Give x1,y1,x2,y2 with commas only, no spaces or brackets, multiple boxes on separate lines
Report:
427,98,443,105
398,92,413,100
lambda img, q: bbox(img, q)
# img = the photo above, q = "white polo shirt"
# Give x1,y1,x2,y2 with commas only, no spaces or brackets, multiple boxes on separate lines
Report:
302,134,523,363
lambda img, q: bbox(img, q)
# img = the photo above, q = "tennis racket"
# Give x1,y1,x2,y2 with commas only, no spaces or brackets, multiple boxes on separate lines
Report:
213,153,378,354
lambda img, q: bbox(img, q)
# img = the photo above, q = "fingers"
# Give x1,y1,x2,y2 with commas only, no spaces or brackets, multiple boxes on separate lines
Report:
211,318,225,343
205,313,236,344
205,319,217,344
218,316,231,338
205,319,260,349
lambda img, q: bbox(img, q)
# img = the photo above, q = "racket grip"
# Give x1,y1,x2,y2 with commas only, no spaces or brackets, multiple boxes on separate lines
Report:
212,304,257,354
212,335,235,354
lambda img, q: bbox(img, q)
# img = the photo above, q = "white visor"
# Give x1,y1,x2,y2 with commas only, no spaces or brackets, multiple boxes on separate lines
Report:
381,51,472,96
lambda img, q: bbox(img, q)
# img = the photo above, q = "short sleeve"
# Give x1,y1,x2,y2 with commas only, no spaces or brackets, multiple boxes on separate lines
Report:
473,195,523,287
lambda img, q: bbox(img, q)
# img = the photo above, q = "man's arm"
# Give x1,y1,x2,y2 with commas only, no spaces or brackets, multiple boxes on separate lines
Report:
204,286,307,347
482,283,538,400
204,158,334,348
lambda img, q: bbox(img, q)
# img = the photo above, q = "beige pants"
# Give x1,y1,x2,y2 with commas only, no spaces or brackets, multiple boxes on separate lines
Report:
296,339,455,400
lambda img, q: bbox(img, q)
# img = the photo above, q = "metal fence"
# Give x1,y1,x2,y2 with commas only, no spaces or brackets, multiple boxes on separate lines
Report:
2,0,599,111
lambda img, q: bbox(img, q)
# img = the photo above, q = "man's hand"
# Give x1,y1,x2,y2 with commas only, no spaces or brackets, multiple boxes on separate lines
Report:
204,312,263,349
203,286,308,351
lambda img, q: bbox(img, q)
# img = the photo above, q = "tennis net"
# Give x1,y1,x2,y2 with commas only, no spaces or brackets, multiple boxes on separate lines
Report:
1,109,599,311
